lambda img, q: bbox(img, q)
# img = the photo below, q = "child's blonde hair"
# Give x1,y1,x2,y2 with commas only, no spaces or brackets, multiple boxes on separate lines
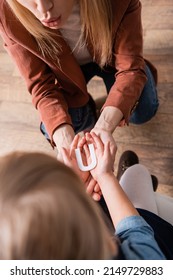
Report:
6,0,113,67
0,152,116,259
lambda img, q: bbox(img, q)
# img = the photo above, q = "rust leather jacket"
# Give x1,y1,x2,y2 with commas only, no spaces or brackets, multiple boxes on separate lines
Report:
0,0,156,140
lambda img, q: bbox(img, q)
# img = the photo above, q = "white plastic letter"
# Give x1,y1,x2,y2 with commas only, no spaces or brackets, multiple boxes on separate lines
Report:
75,143,97,171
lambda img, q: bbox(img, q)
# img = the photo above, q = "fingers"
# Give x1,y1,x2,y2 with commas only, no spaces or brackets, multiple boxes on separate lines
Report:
70,134,80,155
60,147,72,167
92,192,101,201
85,177,102,201
94,183,101,193
90,132,104,152
85,175,96,195
83,143,90,160
77,136,86,149
70,133,87,149
71,132,104,152
85,132,93,144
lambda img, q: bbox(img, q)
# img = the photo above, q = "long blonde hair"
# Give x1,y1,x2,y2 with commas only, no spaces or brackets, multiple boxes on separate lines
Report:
6,0,113,67
0,151,116,259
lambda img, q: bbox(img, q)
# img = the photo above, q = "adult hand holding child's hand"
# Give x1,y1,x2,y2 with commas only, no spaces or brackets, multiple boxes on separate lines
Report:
83,132,117,182
61,134,102,201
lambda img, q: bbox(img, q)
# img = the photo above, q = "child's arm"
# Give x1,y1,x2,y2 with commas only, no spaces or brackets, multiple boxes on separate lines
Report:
79,133,166,259
84,132,139,228
97,173,139,228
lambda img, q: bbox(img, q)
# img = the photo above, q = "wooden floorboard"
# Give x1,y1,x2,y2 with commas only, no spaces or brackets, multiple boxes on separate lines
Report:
142,0,173,6
0,0,173,196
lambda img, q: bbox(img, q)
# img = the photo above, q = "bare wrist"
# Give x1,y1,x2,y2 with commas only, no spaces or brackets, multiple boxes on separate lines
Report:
95,106,123,132
53,124,75,149
96,171,115,185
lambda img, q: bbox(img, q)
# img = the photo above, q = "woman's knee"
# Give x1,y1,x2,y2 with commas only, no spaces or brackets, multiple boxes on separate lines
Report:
130,101,159,124
130,64,159,124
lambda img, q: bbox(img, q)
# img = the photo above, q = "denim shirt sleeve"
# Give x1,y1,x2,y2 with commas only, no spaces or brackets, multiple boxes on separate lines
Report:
116,215,166,260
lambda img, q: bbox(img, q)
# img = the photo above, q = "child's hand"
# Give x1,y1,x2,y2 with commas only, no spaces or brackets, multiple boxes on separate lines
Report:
84,132,116,181
61,134,89,184
91,127,116,170
61,134,102,201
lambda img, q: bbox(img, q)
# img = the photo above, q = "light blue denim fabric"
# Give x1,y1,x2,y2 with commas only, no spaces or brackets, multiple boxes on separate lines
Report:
116,215,166,260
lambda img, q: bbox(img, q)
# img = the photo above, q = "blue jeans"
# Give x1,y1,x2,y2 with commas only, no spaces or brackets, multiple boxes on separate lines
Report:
129,65,159,124
40,95,97,140
41,62,159,139
80,62,159,124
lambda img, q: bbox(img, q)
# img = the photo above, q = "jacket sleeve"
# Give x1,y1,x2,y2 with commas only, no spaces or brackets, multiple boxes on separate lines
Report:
116,215,166,260
103,0,147,125
0,20,72,143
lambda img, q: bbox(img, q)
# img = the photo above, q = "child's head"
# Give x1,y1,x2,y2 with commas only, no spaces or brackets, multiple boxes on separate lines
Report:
0,151,117,259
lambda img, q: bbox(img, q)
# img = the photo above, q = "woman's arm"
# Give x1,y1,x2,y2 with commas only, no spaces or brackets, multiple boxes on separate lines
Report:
106,0,147,125
0,4,73,147
94,0,147,139
53,124,75,156
94,106,123,133
91,107,123,166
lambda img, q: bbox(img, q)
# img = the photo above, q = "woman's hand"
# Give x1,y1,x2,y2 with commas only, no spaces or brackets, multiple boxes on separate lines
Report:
91,106,122,167
53,124,75,161
61,134,102,201
61,134,89,183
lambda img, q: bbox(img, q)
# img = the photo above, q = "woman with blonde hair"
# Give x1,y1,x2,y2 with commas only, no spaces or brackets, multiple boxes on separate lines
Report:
0,139,166,259
0,0,158,196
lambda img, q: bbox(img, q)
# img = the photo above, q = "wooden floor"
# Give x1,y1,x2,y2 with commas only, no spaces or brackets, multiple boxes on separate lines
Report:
0,0,173,196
